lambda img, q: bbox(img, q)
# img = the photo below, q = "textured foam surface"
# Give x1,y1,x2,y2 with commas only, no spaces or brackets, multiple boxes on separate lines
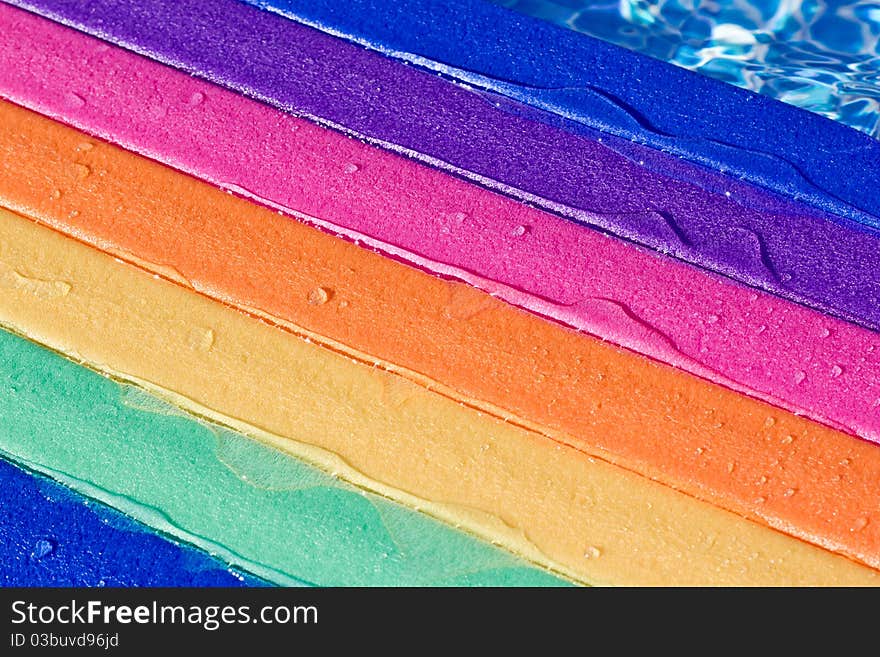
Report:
2,208,876,586
240,0,880,225
0,457,266,587
3,102,880,572
2,7,878,445
5,0,880,334
0,329,563,587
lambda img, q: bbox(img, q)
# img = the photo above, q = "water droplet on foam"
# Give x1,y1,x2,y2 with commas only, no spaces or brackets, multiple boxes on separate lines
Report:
511,224,529,237
307,287,330,305
50,189,61,200
188,91,205,106
76,142,94,152
731,227,779,281
819,327,831,338
583,546,602,559
831,364,843,378
783,488,797,497
851,517,869,532
64,92,85,108
780,435,794,445
794,370,806,385
187,327,215,351
31,539,56,559
706,314,719,324
343,163,359,174
74,163,91,180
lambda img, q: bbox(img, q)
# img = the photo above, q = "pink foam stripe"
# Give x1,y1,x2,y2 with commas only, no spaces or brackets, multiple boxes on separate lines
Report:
1,3,878,442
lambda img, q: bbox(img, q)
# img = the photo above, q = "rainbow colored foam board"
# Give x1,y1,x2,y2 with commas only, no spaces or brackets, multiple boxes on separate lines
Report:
1,0,879,587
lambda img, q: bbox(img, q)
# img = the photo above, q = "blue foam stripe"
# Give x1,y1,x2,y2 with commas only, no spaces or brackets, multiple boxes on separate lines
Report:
0,458,267,587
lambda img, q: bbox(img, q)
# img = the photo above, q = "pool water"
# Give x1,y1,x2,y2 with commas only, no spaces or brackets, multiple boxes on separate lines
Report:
491,0,880,138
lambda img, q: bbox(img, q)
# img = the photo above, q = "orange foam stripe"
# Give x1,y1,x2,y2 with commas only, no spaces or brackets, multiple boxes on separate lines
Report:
1,98,878,568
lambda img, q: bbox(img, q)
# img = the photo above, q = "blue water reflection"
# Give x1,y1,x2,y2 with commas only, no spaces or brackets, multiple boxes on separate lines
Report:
492,1,880,137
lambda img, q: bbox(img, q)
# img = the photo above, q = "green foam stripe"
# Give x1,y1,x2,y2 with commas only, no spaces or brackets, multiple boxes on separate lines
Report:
0,327,569,586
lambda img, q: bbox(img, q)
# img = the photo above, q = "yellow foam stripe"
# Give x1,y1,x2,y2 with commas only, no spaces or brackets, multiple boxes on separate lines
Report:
0,210,875,586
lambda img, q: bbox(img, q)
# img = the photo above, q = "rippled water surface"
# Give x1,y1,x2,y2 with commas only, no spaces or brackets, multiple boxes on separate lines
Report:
491,1,880,137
